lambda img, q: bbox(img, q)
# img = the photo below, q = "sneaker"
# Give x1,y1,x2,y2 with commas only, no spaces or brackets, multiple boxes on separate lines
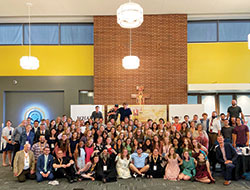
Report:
133,173,137,178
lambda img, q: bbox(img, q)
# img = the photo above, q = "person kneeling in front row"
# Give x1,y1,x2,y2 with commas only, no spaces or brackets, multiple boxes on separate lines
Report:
53,149,77,183
13,143,36,182
36,146,54,182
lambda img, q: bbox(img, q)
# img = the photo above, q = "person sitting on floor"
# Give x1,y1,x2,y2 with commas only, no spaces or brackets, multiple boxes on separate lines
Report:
36,146,54,182
95,148,117,183
130,146,149,178
216,135,238,186
77,153,99,181
52,149,77,183
13,143,36,182
146,148,165,178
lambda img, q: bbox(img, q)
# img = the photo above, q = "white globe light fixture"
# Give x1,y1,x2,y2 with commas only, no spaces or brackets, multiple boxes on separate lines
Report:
20,56,39,70
117,1,143,29
20,2,39,70
122,55,140,69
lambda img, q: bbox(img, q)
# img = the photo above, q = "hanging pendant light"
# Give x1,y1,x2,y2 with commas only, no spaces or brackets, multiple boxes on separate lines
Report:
117,0,143,29
122,29,140,70
20,2,39,70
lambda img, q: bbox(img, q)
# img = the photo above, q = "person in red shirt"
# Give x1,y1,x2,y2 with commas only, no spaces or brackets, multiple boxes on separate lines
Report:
173,116,181,132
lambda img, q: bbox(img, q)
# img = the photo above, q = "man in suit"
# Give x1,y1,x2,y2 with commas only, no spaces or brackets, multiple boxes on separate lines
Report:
19,125,35,150
13,143,35,182
35,123,50,143
216,135,238,186
36,146,54,182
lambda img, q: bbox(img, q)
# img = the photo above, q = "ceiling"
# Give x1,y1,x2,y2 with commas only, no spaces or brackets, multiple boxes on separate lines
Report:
0,0,250,22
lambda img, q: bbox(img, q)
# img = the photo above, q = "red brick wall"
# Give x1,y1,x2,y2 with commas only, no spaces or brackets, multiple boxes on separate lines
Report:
94,15,187,105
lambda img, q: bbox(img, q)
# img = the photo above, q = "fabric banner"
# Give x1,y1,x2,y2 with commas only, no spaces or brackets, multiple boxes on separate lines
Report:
70,105,104,121
107,105,167,123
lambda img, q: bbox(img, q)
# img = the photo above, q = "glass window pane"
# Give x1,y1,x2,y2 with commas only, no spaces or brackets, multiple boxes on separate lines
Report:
188,95,198,104
237,95,250,115
0,24,22,44
219,21,250,42
219,95,232,115
24,24,59,44
79,91,94,104
61,24,93,45
188,22,217,42
201,95,216,117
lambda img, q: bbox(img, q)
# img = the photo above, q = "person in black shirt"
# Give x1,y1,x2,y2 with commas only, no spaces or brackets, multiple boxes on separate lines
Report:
227,99,245,124
146,148,165,178
90,106,103,121
118,103,132,122
95,148,117,183
53,149,77,183
107,104,119,121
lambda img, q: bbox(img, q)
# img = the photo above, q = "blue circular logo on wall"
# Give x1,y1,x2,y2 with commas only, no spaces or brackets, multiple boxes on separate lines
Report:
24,107,45,124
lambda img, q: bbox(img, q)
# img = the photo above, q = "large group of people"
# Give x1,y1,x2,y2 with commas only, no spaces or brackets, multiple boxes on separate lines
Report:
1,100,249,186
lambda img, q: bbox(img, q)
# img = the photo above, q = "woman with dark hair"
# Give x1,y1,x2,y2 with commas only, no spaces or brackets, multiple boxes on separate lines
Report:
55,134,69,157
152,122,158,136
180,122,190,137
109,127,117,141
195,152,215,183
47,128,58,155
132,138,139,153
116,148,132,179
77,153,99,181
142,138,153,153
49,120,56,129
134,129,144,144
175,132,183,147
179,150,196,181
114,139,123,154
172,138,182,157
152,135,162,154
75,140,86,170
146,148,165,178
68,132,80,159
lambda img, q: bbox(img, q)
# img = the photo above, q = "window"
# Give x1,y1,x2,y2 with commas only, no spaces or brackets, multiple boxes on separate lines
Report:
188,95,198,104
188,21,217,42
237,95,250,115
24,24,59,45
201,95,216,117
79,91,94,104
61,24,94,45
0,24,23,44
219,21,250,42
219,95,232,114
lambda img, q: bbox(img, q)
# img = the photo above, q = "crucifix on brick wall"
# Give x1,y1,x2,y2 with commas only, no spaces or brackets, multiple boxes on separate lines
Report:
131,86,150,105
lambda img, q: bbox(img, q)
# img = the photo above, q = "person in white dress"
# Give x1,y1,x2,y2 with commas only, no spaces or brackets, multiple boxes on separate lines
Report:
115,148,132,179
75,141,86,170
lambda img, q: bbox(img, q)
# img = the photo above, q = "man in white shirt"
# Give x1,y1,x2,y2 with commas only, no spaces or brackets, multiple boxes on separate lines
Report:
208,111,221,148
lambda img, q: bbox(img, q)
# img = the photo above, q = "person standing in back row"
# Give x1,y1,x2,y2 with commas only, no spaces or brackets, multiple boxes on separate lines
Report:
227,100,245,125
90,106,103,121
118,103,132,122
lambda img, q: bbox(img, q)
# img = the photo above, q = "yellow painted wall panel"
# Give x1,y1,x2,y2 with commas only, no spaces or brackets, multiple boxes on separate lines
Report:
188,42,250,84
0,46,94,76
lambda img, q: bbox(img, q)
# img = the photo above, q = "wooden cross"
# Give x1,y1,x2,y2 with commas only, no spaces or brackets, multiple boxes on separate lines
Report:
131,86,150,105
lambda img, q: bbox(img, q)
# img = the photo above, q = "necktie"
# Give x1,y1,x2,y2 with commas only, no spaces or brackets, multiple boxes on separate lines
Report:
44,155,47,172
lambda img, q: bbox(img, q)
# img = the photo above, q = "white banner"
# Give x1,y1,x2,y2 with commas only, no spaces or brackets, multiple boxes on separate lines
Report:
169,104,204,122
70,105,104,121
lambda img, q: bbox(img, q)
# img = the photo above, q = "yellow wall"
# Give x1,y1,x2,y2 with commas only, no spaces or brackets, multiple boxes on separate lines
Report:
188,42,250,84
0,46,94,76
